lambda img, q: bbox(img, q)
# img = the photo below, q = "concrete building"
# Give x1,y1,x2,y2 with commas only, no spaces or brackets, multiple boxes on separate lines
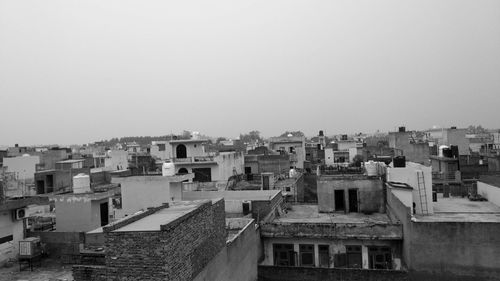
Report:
3,154,40,181
386,176,500,280
386,162,434,215
182,189,282,220
259,204,404,271
72,199,260,281
388,127,430,165
425,127,470,156
477,175,500,207
268,136,306,169
51,184,119,232
0,196,48,265
111,173,194,219
244,154,292,176
149,141,171,160
168,139,244,182
317,174,385,214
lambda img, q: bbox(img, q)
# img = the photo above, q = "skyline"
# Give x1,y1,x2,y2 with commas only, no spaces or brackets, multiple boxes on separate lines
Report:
1,0,499,145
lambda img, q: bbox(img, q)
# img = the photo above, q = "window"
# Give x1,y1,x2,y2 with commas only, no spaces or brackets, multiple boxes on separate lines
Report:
273,244,295,266
289,147,295,153
158,144,166,151
285,187,291,192
346,245,362,268
318,245,330,267
299,244,315,267
368,247,392,269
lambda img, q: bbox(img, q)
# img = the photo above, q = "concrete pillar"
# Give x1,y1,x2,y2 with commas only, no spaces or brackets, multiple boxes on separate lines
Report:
362,245,369,269
294,244,300,265
314,244,319,267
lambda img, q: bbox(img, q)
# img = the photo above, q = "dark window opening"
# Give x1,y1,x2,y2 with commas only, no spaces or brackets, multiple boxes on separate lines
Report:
0,235,13,244
273,244,295,266
299,244,315,267
346,245,362,268
100,202,109,226
368,247,392,269
176,144,187,159
178,168,189,174
335,190,345,211
348,189,358,212
46,174,54,188
318,245,330,268
193,168,212,182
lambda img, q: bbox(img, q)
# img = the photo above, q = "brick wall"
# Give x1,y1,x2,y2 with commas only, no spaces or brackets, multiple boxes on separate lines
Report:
73,265,107,281
258,265,409,281
28,231,83,264
252,192,283,222
104,200,226,281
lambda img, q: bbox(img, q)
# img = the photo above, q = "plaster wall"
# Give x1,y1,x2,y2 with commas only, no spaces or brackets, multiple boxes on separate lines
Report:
386,163,433,214
112,176,173,218
0,210,24,265
3,155,40,180
193,219,260,281
477,181,500,207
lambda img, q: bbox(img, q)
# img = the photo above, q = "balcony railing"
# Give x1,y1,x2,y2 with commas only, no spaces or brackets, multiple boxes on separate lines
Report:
432,171,461,182
172,156,216,163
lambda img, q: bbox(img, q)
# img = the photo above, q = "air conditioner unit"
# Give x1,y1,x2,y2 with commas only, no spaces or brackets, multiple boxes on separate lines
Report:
14,208,27,220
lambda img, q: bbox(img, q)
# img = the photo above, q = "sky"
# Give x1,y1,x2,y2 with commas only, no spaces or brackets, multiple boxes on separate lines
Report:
1,0,499,145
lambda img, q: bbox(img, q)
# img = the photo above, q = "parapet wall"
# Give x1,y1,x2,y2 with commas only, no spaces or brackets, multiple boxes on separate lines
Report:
257,265,409,281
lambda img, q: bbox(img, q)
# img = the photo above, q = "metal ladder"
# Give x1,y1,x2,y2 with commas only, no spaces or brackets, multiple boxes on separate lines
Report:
416,170,429,215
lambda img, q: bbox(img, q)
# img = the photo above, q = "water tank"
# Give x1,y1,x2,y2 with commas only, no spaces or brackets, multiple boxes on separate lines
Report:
393,156,406,168
398,126,406,133
438,145,449,157
192,132,200,139
319,130,324,136
162,162,175,176
365,161,378,176
73,174,91,194
289,168,297,178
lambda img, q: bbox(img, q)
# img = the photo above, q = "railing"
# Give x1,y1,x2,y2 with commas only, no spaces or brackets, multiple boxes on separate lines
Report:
171,156,215,163
432,172,461,182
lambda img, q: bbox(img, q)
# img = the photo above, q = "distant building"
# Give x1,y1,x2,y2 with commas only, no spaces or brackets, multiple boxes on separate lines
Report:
268,136,306,169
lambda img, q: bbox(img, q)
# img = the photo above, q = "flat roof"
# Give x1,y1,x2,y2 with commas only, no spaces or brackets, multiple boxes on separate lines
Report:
416,194,500,222
56,159,85,164
273,205,392,224
113,201,206,232
169,139,209,144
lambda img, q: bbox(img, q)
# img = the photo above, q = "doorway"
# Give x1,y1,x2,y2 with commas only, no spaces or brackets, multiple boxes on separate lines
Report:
334,190,345,211
100,202,109,226
193,168,212,182
348,189,358,212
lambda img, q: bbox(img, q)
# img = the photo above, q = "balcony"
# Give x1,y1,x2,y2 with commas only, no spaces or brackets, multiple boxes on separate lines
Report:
172,156,216,164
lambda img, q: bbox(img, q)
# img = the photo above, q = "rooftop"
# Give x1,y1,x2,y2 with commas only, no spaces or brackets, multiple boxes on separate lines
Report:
416,194,500,222
274,205,392,224
112,200,208,232
169,139,209,144
56,159,85,164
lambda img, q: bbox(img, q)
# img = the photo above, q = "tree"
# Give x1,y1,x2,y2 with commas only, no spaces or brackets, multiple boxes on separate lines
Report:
467,125,488,134
279,131,305,137
351,154,364,167
239,130,263,144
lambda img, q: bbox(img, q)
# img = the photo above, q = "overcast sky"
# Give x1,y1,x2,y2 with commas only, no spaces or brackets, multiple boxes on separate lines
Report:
1,0,499,145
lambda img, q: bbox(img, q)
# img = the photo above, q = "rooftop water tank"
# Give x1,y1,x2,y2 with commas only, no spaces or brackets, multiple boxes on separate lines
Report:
289,168,297,178
162,162,175,176
365,161,378,176
73,173,91,194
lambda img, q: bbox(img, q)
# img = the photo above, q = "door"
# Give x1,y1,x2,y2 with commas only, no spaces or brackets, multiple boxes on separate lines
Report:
348,189,358,212
100,202,109,226
263,175,270,190
334,190,345,211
